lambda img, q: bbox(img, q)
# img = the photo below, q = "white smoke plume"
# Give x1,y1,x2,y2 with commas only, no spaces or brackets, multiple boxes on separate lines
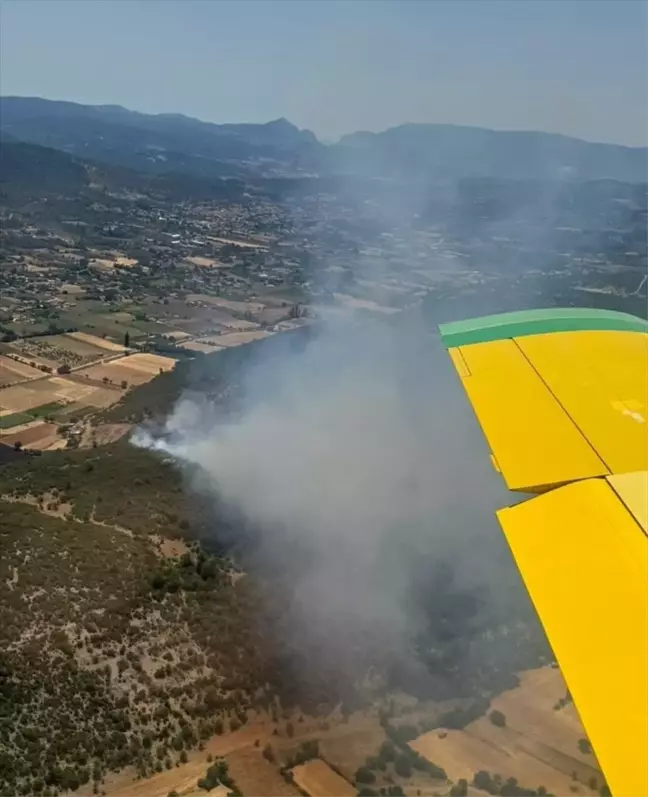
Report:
133,310,531,701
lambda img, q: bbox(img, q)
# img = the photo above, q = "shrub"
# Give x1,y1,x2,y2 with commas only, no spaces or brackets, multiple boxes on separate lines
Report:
356,767,376,785
577,738,592,755
489,710,506,728
394,755,412,779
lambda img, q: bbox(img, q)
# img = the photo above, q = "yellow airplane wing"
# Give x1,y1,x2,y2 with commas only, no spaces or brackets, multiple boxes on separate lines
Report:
439,308,648,797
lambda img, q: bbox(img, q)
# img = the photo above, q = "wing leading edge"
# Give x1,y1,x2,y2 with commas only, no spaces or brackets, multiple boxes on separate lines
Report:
440,308,648,797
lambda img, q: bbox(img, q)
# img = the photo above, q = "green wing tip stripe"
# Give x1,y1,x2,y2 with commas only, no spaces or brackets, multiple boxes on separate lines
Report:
438,308,648,348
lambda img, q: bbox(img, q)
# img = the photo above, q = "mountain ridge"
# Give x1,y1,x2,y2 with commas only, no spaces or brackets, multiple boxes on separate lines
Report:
2,95,646,182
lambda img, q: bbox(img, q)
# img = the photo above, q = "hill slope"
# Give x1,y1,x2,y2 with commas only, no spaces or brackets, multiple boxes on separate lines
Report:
332,123,647,182
0,96,321,178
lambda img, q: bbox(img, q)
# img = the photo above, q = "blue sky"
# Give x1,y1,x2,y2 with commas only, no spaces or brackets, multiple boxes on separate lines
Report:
1,0,646,145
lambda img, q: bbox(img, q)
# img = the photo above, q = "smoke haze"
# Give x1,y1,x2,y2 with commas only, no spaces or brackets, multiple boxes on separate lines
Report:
133,308,541,703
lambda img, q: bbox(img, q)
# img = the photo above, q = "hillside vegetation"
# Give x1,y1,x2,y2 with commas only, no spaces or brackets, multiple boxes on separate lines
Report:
0,460,276,796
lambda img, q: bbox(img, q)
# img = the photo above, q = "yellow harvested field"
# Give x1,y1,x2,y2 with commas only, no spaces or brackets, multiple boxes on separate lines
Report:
184,255,229,268
49,334,107,358
78,353,176,387
212,330,272,348
45,438,68,451
178,341,224,354
319,718,387,781
209,236,268,250
115,353,176,373
90,258,116,271
67,332,126,352
227,748,301,797
209,318,262,331
0,377,120,412
186,294,266,315
60,283,86,295
410,667,602,796
0,355,43,386
105,721,273,797
291,760,355,797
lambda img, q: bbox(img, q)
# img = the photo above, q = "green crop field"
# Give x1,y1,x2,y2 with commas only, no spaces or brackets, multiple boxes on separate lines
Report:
28,402,64,418
0,412,34,429
0,402,64,429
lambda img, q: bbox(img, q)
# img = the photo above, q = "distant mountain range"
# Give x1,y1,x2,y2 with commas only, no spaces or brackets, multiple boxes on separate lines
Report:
1,95,646,183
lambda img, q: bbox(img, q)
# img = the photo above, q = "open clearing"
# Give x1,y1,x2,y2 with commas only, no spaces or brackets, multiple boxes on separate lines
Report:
410,667,601,795
0,355,43,386
291,759,355,797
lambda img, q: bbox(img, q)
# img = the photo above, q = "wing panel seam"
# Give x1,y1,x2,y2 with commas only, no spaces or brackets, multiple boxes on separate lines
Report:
511,338,611,478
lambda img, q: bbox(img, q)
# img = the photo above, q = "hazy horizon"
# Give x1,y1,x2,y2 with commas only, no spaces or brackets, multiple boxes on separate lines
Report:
4,91,648,150
1,0,646,147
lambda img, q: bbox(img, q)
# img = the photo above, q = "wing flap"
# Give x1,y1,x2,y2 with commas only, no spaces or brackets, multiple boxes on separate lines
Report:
606,471,648,535
451,338,609,491
497,479,648,797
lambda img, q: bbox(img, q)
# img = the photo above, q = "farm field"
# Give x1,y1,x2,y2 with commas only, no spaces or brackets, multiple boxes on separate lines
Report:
226,748,301,797
0,376,122,413
177,340,224,354
0,421,62,450
291,759,356,797
6,331,119,369
410,667,602,796
53,300,160,341
209,236,268,250
319,718,387,781
186,294,266,316
184,255,230,268
0,412,34,429
0,354,43,386
208,330,272,348
67,331,126,352
78,353,176,387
